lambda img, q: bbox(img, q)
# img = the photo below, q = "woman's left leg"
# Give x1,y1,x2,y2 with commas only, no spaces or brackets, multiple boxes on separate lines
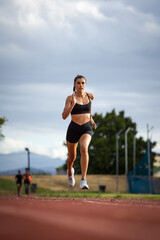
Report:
79,134,92,179
25,183,29,196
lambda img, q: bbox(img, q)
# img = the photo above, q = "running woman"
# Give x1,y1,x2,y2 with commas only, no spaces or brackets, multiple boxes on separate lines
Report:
15,170,23,196
62,75,97,189
23,168,32,197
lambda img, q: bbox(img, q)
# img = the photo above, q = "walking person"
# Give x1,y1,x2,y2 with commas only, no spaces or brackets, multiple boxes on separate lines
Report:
15,170,23,196
23,168,32,197
62,75,97,189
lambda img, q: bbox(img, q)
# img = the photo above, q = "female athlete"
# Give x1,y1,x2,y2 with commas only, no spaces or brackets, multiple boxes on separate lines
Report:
23,168,32,197
62,75,97,189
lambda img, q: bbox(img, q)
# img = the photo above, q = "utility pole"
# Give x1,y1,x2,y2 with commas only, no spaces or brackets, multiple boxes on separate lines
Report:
147,124,153,193
133,133,137,178
125,127,131,192
125,127,131,176
116,129,123,193
25,148,30,171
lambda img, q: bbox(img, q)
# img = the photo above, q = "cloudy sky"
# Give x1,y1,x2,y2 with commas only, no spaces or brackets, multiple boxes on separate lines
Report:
0,0,160,166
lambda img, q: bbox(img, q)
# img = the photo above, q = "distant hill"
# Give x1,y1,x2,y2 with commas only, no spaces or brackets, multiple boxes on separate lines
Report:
0,166,56,176
0,151,65,173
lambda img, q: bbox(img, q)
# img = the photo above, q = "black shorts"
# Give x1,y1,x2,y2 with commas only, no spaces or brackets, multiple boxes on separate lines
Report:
66,121,93,143
24,179,30,185
16,182,22,186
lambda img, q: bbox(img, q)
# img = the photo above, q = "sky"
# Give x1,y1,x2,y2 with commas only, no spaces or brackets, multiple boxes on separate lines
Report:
0,0,160,168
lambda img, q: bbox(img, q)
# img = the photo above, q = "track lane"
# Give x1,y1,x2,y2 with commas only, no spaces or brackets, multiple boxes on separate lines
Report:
0,196,160,240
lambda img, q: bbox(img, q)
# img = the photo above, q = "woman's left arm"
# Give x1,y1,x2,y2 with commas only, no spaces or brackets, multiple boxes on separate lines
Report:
90,115,97,129
89,93,97,129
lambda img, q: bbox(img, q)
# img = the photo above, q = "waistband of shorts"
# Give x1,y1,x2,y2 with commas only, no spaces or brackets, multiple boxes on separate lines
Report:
70,120,90,127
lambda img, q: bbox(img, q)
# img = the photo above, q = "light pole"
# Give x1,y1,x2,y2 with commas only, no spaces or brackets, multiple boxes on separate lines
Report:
25,148,30,171
133,133,137,178
116,129,123,193
147,124,153,193
125,127,131,176
125,127,131,192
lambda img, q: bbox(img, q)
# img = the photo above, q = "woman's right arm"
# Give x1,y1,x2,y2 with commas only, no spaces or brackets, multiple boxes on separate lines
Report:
62,95,76,120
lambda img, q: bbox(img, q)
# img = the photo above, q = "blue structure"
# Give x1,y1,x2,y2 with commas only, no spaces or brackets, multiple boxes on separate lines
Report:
127,148,155,194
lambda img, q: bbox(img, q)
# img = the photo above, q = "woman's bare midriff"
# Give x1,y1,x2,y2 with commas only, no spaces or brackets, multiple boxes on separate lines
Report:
71,114,90,125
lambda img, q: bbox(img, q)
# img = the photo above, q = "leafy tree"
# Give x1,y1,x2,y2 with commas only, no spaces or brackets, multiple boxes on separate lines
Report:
0,117,7,140
62,110,156,174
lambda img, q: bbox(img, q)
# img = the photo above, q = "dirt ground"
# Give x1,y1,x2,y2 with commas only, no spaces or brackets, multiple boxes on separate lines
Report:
0,194,160,240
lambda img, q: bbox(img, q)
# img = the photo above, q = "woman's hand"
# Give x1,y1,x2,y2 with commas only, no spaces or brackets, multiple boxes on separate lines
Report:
62,94,76,120
90,116,97,129
71,92,77,106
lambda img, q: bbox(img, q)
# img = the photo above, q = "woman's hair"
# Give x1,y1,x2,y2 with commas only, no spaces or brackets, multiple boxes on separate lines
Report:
73,75,86,92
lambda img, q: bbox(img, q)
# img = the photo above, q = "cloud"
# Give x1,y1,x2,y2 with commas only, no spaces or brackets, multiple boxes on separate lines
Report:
0,82,70,113
0,0,159,82
0,0,160,161
143,21,160,35
0,0,107,37
1,0,159,56
75,1,109,21
0,137,67,160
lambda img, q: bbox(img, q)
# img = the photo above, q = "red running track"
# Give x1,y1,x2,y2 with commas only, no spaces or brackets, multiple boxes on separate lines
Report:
0,195,160,240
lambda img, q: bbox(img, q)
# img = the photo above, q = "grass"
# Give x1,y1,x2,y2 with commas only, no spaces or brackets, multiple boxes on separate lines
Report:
26,174,127,193
0,178,17,193
0,174,127,193
37,191,160,200
1,177,160,200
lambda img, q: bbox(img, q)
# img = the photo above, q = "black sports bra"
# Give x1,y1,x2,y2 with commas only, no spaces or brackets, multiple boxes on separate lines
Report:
71,93,91,115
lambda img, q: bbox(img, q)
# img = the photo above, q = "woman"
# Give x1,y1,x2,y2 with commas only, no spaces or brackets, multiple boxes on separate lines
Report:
15,170,23,197
23,168,32,197
62,75,97,189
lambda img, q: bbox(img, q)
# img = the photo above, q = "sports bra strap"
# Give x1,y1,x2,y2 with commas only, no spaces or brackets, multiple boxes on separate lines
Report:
86,92,90,101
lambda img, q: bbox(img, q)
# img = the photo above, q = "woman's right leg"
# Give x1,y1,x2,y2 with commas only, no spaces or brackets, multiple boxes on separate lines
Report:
67,141,78,175
17,184,21,195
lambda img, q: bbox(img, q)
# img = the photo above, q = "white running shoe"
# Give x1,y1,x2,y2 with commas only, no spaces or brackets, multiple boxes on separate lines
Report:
67,167,75,187
80,179,89,189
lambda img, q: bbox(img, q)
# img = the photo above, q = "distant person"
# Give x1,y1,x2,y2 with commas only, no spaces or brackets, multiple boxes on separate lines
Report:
15,170,23,196
23,168,32,197
62,75,97,189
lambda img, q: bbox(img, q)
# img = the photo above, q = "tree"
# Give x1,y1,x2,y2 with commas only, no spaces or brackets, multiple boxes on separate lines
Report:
0,117,7,140
62,110,156,174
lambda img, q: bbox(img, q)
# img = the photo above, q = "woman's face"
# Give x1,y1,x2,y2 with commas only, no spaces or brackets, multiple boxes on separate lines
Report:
74,78,86,92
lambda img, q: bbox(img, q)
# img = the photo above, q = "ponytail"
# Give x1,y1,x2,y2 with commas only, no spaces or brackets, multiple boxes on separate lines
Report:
73,86,75,92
